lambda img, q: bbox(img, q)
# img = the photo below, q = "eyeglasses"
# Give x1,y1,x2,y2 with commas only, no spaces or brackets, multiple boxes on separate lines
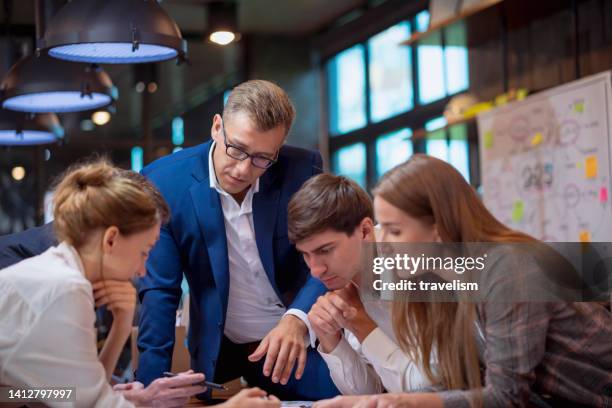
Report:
220,120,278,169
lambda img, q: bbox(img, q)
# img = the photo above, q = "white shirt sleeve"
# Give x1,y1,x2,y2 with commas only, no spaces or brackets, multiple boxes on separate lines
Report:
318,335,384,395
3,287,134,408
360,327,433,392
284,308,316,348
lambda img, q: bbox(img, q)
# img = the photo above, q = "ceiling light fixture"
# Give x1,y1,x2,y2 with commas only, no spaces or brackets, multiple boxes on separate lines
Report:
208,2,239,46
40,0,188,64
92,110,111,126
0,110,64,146
1,54,117,113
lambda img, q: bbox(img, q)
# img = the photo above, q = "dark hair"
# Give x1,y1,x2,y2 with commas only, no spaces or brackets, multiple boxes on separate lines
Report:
288,173,373,243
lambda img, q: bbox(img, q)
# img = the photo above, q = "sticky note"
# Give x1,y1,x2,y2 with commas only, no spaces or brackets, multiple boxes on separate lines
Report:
517,88,528,100
600,187,608,203
495,94,508,106
511,201,524,222
484,130,494,149
585,156,598,178
574,102,584,113
579,230,591,243
531,132,543,146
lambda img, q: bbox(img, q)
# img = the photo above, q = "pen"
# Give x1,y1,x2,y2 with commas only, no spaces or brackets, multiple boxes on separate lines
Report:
162,371,227,390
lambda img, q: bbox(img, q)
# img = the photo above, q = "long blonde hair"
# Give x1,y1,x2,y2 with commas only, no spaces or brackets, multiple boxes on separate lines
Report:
373,154,535,392
53,158,169,248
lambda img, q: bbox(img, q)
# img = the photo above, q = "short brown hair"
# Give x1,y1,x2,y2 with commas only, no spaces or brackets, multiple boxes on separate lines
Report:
223,79,295,135
53,159,170,248
288,173,373,243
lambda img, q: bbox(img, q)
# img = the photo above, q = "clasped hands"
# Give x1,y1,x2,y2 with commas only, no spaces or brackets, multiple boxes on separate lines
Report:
308,283,378,353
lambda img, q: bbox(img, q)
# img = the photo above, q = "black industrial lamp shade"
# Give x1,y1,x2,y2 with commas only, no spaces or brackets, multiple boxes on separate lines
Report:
0,110,64,145
1,53,117,113
40,0,188,64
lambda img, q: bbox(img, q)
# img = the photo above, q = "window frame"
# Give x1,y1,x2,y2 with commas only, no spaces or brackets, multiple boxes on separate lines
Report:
323,8,479,190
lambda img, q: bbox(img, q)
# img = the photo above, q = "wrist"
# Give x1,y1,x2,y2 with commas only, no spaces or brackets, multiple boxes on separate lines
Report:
123,389,145,405
318,331,342,353
351,314,377,343
110,314,134,332
283,314,307,333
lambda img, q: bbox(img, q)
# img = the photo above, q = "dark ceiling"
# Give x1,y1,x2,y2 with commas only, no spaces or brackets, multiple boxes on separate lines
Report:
0,0,367,150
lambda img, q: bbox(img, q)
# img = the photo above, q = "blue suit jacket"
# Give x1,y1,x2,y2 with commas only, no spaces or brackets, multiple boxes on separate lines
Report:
0,223,57,269
137,140,327,386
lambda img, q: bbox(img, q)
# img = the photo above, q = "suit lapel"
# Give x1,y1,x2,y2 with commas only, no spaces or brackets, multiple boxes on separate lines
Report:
253,169,282,297
189,141,229,315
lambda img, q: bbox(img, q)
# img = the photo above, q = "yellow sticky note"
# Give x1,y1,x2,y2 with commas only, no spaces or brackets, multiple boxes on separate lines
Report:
484,130,494,149
531,132,543,146
574,102,584,113
585,156,598,178
517,88,528,100
495,94,508,106
511,201,524,222
579,230,591,243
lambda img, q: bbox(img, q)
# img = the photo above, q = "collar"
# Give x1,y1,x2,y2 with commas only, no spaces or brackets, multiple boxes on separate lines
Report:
56,241,87,279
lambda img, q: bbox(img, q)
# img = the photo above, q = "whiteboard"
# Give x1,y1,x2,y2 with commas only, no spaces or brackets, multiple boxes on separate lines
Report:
478,71,612,242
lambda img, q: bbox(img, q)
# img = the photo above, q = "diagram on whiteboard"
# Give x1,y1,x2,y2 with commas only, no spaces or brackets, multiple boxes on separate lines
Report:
478,71,612,242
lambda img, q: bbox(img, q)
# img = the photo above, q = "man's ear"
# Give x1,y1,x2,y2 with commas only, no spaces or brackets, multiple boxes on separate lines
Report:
211,113,222,143
360,217,375,239
102,226,120,253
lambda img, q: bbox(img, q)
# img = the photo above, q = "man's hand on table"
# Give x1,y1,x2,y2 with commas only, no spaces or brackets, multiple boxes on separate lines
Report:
248,314,308,385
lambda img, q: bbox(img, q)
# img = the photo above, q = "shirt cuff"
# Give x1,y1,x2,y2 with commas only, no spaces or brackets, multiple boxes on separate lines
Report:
317,336,354,369
361,327,398,366
284,308,316,348
438,390,473,408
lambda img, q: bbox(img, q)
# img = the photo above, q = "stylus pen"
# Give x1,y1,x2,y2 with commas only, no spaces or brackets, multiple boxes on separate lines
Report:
162,371,227,390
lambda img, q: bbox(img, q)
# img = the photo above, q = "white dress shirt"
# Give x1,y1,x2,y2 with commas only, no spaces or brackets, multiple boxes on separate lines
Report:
208,142,312,344
0,242,133,408
318,299,435,395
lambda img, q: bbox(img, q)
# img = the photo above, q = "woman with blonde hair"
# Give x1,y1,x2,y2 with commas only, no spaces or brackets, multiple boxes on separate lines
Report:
0,159,280,408
315,154,612,408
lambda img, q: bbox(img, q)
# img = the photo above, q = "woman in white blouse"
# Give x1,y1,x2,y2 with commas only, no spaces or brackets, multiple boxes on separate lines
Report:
0,160,280,408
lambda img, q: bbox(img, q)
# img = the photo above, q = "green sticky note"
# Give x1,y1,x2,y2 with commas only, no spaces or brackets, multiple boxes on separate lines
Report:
512,201,524,222
574,102,584,113
484,130,494,149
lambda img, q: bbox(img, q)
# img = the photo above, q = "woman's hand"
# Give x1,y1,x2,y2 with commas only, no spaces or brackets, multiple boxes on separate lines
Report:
118,370,207,408
219,388,281,408
314,393,443,408
93,280,136,327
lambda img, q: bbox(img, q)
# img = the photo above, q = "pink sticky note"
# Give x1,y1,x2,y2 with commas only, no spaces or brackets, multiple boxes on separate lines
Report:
600,187,608,203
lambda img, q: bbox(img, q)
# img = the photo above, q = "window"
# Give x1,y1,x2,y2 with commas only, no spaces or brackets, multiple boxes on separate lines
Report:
416,10,469,104
368,21,413,122
325,8,472,190
445,22,469,95
449,123,470,181
327,45,367,135
425,116,470,181
332,143,367,188
418,30,446,104
376,128,413,178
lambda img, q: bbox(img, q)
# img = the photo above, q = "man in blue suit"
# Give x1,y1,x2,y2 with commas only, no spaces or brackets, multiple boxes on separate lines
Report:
137,80,338,400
